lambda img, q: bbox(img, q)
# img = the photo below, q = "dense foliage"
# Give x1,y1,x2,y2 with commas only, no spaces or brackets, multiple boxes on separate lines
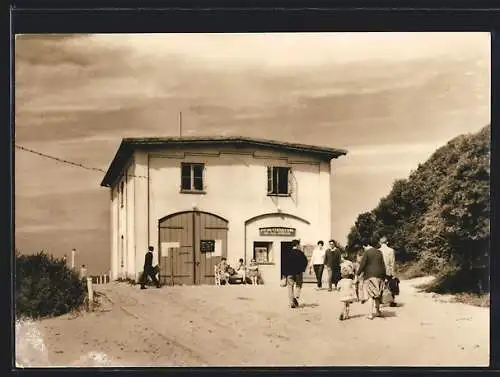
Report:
16,251,86,318
347,125,490,292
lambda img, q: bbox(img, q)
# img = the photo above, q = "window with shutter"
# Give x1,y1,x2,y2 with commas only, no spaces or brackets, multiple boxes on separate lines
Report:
267,166,291,196
180,163,206,193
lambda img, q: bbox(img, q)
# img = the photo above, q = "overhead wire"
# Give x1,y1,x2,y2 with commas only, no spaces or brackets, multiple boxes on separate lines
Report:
14,144,149,179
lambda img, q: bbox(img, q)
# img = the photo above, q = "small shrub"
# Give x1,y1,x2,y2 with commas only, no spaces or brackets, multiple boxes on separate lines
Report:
422,266,488,295
397,259,431,280
454,292,490,308
116,277,136,285
16,251,86,319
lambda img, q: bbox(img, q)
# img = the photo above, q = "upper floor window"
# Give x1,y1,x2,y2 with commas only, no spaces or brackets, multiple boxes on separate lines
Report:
267,166,291,196
181,163,205,193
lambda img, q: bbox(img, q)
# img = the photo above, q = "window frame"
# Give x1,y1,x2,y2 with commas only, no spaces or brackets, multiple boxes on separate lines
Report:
253,241,274,264
180,162,206,194
267,166,292,196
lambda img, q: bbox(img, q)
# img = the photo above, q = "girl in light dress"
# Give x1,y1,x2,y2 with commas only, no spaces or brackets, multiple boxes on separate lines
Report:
247,258,259,285
235,258,246,281
337,262,357,321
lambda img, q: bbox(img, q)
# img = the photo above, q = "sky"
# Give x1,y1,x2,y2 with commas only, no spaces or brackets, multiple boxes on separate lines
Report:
14,32,490,274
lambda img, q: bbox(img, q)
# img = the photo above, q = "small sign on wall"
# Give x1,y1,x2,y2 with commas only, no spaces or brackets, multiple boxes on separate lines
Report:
199,240,222,259
200,240,215,253
161,242,180,257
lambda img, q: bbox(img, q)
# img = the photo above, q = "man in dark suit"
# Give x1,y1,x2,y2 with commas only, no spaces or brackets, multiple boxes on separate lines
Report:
140,246,160,289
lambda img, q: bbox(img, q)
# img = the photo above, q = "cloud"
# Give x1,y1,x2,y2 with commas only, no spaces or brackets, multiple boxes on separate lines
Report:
91,32,489,69
332,141,449,179
16,224,103,233
348,141,445,157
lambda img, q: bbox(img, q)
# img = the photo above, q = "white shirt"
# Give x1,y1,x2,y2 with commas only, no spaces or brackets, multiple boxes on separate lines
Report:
380,243,396,276
310,246,326,265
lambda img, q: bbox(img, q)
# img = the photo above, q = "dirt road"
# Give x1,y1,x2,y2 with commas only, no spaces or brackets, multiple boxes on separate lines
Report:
19,277,489,367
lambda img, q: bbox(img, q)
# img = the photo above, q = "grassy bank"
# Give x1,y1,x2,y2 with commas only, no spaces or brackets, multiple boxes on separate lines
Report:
397,260,489,308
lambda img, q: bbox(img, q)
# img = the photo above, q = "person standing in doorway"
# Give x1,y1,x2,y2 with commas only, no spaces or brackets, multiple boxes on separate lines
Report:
324,240,342,291
308,240,326,289
282,239,308,308
380,236,398,307
140,246,161,289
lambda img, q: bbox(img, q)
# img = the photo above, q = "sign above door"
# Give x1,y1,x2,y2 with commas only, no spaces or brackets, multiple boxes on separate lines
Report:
259,227,296,237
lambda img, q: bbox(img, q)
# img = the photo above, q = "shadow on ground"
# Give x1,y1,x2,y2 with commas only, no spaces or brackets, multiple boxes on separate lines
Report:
379,311,397,318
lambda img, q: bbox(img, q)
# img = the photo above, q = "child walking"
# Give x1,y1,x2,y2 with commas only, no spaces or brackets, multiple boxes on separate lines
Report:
338,264,357,320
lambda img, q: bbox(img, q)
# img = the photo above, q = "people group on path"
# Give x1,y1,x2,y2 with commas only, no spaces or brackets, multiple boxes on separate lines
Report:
137,236,400,320
282,236,400,320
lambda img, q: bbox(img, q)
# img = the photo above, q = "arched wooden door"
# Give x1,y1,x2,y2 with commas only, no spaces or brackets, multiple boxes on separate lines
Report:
158,211,228,285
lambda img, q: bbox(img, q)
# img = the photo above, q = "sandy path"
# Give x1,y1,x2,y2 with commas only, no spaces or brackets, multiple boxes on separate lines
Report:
25,277,488,367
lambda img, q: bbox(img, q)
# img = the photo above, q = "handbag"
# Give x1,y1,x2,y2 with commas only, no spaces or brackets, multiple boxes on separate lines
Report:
152,265,159,275
381,281,394,304
388,277,400,296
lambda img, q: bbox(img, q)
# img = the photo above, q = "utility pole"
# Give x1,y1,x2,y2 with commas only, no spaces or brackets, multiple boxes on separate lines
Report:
71,248,76,269
179,111,183,137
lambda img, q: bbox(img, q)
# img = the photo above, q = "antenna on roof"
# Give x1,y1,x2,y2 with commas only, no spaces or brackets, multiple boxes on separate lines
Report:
179,111,182,138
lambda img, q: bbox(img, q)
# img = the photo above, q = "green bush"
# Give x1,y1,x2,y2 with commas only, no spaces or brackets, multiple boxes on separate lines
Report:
16,251,86,319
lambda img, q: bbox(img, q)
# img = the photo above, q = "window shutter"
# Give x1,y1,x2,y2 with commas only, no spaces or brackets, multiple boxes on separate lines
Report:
181,163,192,190
288,168,294,195
193,164,204,191
203,164,206,191
267,167,272,194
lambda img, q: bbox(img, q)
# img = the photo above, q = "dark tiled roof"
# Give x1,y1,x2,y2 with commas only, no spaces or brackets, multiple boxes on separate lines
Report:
100,136,348,187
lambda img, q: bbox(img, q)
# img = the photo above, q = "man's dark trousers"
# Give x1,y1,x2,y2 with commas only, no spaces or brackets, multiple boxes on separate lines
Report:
140,266,160,288
313,264,324,288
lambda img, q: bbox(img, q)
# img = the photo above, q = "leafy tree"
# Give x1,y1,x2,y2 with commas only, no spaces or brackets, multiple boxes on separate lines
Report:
346,124,490,292
346,212,381,249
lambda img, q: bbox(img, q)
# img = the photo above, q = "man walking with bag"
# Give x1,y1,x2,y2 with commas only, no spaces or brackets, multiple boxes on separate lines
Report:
380,236,398,307
282,239,309,308
140,246,161,289
357,241,386,319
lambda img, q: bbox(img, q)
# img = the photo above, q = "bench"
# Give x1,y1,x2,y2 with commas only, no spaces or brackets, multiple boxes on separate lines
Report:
214,265,245,286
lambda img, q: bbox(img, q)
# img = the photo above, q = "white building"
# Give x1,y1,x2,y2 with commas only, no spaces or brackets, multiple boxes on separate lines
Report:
100,136,347,286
